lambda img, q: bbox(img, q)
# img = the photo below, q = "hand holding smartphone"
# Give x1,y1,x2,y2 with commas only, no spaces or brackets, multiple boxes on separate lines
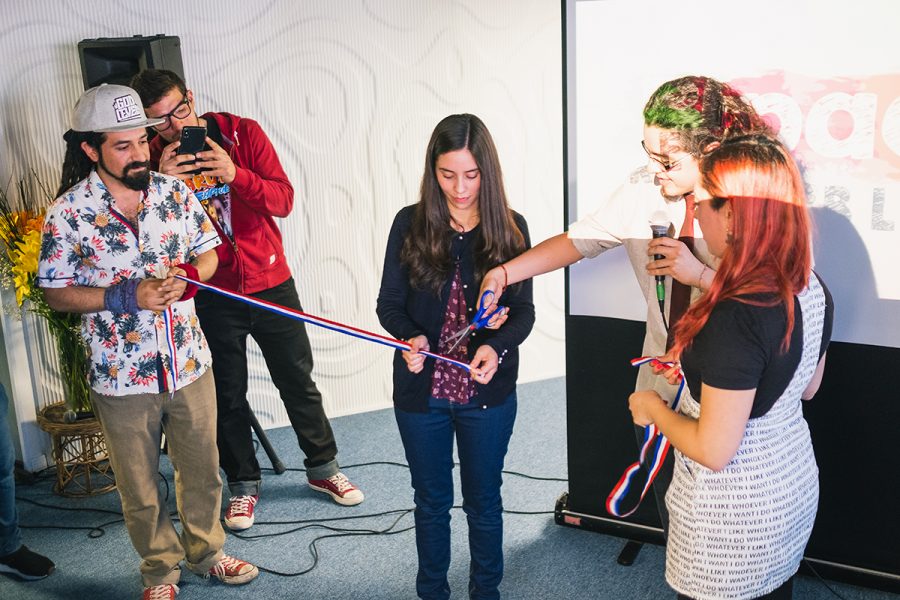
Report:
177,125,207,172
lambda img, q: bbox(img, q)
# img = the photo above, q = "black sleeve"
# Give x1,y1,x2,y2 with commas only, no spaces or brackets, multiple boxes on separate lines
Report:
376,208,424,341
481,213,535,358
694,301,773,391
818,274,834,359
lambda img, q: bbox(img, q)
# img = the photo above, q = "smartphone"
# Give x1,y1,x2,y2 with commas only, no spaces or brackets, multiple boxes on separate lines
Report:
176,125,207,173
177,125,207,155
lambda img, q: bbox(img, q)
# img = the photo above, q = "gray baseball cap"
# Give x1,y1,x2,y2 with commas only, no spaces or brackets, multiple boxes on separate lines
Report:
72,83,166,133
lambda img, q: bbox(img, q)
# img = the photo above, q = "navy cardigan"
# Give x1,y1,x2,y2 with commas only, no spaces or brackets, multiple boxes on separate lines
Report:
376,205,535,412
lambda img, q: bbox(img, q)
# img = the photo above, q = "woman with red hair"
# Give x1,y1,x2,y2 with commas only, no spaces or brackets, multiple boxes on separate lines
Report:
628,135,833,600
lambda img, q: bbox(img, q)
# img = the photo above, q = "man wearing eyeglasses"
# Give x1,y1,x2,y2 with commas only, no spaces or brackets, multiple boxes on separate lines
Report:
130,69,364,534
478,76,773,533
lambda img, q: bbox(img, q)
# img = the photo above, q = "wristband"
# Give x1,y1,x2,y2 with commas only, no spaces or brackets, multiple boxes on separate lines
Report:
103,282,125,314
499,264,509,291
104,278,141,314
122,278,141,314
175,263,199,301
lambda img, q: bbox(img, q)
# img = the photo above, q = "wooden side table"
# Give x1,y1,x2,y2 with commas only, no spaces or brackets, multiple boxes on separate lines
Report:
36,403,116,497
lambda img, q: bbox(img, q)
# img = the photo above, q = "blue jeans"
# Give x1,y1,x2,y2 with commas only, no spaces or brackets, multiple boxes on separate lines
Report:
395,394,517,600
0,384,22,557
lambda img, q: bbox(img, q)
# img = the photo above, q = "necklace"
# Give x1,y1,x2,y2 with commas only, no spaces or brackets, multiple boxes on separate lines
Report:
449,213,479,233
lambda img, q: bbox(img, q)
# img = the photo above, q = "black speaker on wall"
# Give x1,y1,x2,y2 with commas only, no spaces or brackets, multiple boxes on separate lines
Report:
77,34,184,90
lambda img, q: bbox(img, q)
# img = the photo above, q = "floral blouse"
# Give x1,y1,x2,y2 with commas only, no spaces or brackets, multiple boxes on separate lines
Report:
37,169,221,396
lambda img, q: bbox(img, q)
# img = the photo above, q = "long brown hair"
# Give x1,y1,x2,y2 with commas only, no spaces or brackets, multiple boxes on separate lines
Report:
670,135,812,356
401,114,525,294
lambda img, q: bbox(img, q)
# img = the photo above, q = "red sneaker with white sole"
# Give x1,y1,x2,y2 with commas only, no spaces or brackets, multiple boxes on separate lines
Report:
207,554,258,585
307,472,364,506
142,583,178,599
224,494,258,531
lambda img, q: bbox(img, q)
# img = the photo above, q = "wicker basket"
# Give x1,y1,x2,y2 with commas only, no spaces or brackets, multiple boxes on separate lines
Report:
36,403,116,497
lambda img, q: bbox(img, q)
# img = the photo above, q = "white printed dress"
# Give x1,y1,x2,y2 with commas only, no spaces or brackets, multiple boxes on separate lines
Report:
665,274,827,599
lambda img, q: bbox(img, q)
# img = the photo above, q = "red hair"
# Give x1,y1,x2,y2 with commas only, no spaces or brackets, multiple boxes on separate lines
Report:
670,135,812,356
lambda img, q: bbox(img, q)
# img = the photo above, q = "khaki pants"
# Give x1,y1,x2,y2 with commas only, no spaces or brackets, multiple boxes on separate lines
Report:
91,369,225,587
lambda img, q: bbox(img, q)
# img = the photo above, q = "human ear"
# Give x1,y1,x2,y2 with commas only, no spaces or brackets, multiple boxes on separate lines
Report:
80,141,99,163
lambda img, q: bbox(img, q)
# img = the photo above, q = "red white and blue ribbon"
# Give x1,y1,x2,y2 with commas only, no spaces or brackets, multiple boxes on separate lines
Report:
173,275,471,371
605,356,685,518
162,308,180,392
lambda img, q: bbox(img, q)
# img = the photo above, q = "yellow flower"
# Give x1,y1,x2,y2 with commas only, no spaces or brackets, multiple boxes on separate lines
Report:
9,229,41,306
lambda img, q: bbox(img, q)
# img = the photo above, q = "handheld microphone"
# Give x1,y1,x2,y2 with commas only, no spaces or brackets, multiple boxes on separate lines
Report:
649,210,671,328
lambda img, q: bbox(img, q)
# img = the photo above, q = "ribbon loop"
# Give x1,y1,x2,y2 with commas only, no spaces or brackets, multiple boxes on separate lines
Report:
605,356,685,518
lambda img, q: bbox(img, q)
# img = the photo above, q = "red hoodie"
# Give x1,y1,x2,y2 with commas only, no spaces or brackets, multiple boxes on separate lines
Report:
149,112,294,294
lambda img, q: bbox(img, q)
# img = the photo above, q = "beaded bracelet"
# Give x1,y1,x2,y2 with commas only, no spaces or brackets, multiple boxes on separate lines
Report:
698,265,709,290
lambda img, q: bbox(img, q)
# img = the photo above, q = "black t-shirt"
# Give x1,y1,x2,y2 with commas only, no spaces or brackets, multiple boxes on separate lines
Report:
203,116,223,149
681,277,834,418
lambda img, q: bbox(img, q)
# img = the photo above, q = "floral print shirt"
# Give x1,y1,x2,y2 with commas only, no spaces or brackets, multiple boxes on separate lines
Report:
37,169,221,396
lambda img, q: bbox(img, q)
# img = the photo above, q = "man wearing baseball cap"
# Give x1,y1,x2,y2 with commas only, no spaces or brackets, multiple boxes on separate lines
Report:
38,83,258,599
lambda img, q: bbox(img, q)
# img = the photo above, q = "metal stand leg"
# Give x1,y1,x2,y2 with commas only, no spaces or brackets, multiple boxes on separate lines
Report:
616,540,643,566
249,410,286,474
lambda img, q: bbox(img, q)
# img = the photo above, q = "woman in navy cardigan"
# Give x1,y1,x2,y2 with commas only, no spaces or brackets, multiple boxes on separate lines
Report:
377,114,534,600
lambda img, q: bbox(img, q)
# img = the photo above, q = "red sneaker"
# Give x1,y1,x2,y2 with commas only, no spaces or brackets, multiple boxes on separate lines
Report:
207,554,258,585
307,472,364,506
142,583,178,599
224,495,258,531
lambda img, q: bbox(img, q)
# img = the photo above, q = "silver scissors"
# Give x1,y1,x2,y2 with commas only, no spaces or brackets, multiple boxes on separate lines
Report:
441,290,505,354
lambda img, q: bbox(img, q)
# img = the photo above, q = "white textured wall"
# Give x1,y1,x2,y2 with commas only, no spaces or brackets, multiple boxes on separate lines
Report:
0,0,564,438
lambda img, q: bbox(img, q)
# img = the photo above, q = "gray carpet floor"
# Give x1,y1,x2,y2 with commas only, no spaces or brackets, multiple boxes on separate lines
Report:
2,377,897,599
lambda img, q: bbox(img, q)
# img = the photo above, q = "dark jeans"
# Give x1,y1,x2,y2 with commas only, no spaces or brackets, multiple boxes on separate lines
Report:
394,394,517,600
677,575,794,600
195,277,338,495
0,384,22,556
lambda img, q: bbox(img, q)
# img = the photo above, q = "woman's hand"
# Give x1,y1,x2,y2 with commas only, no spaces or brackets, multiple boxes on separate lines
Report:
477,268,508,329
647,237,707,289
648,351,683,386
402,335,429,374
628,390,666,427
483,305,509,329
469,344,499,384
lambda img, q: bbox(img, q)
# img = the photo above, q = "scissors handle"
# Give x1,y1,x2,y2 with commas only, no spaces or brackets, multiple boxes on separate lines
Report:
472,290,505,327
439,290,506,353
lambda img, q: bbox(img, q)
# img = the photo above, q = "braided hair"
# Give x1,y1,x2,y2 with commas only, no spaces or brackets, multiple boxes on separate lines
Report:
57,130,105,197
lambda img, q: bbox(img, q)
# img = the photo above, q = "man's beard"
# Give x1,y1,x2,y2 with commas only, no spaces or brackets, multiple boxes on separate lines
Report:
98,155,152,191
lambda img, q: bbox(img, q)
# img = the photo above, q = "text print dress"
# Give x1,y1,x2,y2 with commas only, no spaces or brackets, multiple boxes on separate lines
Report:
665,273,830,599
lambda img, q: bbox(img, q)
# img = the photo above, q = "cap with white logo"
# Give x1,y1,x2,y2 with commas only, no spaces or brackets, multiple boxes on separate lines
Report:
72,83,166,133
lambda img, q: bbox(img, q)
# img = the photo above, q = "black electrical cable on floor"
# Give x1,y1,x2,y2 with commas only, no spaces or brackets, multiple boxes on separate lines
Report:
15,461,849,598
800,559,849,600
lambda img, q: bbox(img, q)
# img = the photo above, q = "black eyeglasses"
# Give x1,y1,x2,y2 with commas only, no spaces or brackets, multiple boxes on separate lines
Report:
150,95,192,131
641,141,692,171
